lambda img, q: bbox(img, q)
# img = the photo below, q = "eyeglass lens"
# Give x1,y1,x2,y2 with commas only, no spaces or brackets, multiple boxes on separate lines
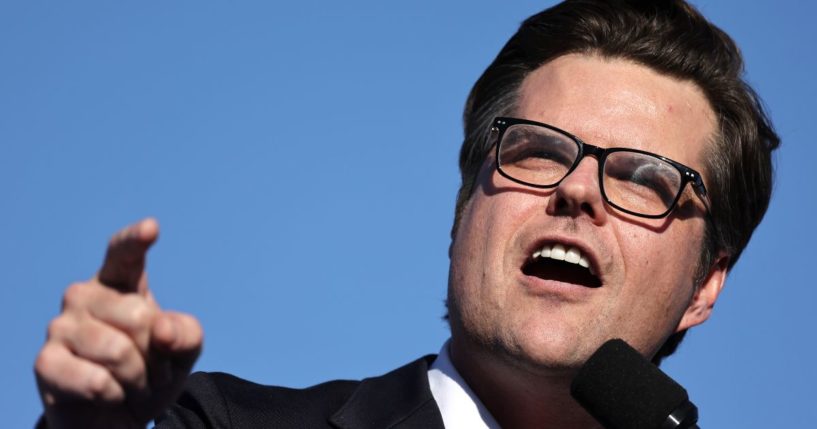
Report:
498,123,683,217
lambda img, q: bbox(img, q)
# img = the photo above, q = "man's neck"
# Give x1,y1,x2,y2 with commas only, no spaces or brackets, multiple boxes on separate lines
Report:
449,337,602,429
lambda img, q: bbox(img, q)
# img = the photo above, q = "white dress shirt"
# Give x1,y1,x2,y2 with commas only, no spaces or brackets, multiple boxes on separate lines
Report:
427,340,501,429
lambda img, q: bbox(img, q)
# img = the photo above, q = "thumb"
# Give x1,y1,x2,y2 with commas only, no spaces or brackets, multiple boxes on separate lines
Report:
151,311,204,373
133,312,204,423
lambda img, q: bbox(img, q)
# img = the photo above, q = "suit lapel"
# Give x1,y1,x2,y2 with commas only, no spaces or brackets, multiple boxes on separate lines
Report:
329,355,445,429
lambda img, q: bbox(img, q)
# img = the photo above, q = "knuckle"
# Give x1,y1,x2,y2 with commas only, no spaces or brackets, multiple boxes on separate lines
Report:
46,316,71,340
34,344,56,375
34,343,70,385
122,300,153,329
85,369,113,399
105,335,133,363
117,354,146,386
62,282,89,309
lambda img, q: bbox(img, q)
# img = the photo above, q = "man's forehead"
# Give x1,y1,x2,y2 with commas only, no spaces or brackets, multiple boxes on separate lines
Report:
514,54,717,168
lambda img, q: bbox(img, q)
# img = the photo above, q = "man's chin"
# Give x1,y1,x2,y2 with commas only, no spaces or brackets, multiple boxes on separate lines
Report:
488,336,596,378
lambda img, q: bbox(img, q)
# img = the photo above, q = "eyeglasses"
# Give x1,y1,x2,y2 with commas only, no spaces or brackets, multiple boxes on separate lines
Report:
492,117,710,219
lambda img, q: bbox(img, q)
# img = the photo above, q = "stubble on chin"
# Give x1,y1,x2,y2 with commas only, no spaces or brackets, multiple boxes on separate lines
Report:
448,286,596,379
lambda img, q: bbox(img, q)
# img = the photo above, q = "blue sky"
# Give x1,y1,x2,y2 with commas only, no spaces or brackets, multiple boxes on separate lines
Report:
2,1,814,427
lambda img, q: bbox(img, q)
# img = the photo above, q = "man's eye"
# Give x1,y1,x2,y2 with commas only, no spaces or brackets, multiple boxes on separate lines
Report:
502,132,575,161
519,147,560,161
504,144,573,167
606,157,681,207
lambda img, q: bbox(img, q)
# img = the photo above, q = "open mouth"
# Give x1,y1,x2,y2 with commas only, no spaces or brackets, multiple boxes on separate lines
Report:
521,244,602,288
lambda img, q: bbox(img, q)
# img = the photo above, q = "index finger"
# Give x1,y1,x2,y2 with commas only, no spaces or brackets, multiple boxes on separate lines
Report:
97,218,159,294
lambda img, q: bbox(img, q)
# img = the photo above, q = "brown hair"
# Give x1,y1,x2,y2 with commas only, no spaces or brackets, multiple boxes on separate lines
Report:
452,0,779,364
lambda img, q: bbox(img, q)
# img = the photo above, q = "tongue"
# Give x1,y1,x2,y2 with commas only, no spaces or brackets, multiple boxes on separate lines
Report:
523,258,602,288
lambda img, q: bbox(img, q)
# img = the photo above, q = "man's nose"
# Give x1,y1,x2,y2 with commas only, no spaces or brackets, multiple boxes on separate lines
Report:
545,158,608,225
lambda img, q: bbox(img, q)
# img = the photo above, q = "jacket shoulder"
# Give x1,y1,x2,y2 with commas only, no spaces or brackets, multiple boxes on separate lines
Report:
156,371,359,428
156,355,441,429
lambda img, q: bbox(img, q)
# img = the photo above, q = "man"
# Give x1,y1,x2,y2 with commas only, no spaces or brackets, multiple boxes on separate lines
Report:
34,0,778,428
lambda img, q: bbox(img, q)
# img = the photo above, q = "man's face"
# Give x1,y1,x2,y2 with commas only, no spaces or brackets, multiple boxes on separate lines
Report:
448,54,722,371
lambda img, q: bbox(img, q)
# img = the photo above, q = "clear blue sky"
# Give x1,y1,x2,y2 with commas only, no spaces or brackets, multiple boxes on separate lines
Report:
2,1,814,427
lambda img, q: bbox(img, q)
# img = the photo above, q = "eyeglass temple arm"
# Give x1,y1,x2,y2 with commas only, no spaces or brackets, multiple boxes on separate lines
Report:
689,173,723,254
688,173,710,211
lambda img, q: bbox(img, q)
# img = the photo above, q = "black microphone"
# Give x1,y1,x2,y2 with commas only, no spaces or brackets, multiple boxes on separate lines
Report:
570,339,700,429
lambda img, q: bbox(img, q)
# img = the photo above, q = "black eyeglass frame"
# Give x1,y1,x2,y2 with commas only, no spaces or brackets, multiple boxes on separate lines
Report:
491,117,711,219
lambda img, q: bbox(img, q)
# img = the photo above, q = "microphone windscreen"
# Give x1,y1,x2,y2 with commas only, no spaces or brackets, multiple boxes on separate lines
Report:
570,339,690,429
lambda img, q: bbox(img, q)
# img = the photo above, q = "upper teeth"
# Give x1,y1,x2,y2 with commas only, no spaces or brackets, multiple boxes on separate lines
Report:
533,244,594,275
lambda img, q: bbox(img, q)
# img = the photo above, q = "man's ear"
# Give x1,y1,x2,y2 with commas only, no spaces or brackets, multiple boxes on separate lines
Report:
676,252,730,332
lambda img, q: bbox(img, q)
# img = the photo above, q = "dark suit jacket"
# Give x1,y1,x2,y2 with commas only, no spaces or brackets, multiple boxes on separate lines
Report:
154,355,445,429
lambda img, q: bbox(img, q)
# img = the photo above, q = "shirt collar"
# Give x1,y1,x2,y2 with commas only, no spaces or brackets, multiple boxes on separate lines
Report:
427,339,501,429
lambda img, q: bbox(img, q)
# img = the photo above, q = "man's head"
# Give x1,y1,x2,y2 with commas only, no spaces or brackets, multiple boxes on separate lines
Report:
448,0,779,368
